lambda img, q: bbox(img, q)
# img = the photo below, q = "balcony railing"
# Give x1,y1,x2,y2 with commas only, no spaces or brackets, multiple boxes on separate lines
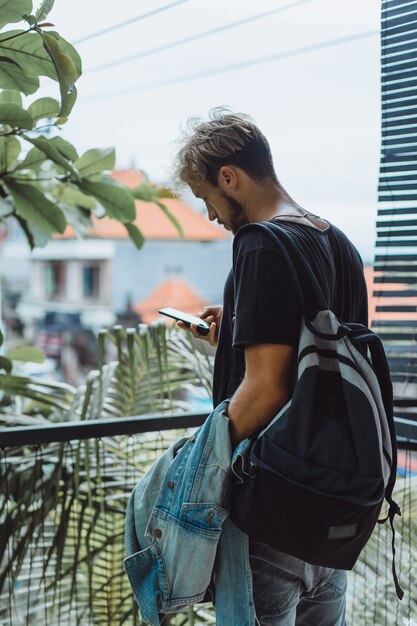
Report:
0,415,416,626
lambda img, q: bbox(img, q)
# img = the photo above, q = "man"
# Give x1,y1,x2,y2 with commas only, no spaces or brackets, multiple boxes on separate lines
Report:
173,108,368,625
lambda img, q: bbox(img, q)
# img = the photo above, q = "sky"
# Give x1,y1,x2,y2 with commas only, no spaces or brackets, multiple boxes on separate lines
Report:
35,0,381,262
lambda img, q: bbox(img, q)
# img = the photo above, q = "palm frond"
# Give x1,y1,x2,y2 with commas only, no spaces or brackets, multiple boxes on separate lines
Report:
0,323,211,625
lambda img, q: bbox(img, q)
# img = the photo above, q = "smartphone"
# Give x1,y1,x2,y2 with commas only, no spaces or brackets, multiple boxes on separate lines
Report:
158,307,210,335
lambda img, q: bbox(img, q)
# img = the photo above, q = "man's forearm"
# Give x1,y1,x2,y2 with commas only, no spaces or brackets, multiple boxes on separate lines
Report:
227,377,289,448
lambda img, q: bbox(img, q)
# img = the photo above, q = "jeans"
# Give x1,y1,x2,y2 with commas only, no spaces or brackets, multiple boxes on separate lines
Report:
250,550,347,626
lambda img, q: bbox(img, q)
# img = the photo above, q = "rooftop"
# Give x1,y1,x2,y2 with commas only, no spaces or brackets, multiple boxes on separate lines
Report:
58,169,229,242
134,278,207,325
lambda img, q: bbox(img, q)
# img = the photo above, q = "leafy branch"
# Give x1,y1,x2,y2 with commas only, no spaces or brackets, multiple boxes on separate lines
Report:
0,0,182,250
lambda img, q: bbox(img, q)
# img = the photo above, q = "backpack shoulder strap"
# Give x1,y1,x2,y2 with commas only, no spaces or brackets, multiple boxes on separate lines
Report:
256,221,329,313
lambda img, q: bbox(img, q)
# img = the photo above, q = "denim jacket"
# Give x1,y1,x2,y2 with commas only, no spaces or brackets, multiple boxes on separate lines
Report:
124,400,256,626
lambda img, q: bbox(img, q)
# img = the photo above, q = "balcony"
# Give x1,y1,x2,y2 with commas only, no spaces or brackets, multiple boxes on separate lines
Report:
0,324,416,625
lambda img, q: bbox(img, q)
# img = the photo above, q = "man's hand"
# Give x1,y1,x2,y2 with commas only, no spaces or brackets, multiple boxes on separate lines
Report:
176,305,223,347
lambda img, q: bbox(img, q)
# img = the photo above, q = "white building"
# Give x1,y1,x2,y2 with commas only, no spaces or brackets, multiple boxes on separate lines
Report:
6,170,231,341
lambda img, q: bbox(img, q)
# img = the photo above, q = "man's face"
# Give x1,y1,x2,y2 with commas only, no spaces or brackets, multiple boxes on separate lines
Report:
191,181,249,235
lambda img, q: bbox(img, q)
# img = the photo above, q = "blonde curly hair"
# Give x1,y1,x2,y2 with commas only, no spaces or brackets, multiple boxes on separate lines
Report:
172,107,277,189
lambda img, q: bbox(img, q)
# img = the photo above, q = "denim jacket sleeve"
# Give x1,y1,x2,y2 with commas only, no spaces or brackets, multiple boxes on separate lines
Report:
124,401,238,625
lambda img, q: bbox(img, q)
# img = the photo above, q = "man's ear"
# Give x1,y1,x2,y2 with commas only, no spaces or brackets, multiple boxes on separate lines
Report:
218,166,238,193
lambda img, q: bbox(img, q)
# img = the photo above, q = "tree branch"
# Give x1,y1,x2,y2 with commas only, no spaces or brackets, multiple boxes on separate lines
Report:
0,29,32,45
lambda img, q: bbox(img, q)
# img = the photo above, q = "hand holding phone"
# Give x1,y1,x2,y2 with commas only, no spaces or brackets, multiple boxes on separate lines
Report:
159,307,210,335
198,305,223,328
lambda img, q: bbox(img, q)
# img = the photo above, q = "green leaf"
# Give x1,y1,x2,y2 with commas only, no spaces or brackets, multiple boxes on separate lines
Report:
49,135,78,161
0,0,33,29
35,0,55,21
0,355,12,373
0,102,33,128
0,30,56,79
23,14,37,26
53,183,96,209
74,147,115,177
41,31,77,89
131,182,176,202
14,145,44,170
24,219,51,246
125,222,144,249
0,89,22,106
0,135,21,170
13,212,34,247
153,186,176,199
49,30,82,76
22,134,79,177
139,168,150,184
131,183,154,202
0,56,39,94
28,96,59,122
0,327,3,345
46,31,81,76
58,203,92,238
40,32,82,116
40,31,78,116
156,200,184,237
8,345,46,363
57,84,77,117
6,178,66,233
77,178,136,222
0,28,80,112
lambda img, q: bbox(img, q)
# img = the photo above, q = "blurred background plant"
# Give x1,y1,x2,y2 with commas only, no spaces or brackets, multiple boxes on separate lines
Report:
0,321,215,625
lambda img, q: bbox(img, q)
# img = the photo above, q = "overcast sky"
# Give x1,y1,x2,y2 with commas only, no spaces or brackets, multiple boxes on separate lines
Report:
37,0,381,261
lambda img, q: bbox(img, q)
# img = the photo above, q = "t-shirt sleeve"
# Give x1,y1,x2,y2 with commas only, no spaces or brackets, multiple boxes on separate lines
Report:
232,243,302,348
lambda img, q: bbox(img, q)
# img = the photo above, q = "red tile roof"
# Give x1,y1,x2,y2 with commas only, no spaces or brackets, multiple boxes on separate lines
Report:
134,278,207,325
136,265,413,327
58,169,228,242
112,170,143,186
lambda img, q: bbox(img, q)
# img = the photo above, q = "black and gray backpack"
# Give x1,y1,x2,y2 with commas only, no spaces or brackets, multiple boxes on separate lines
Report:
231,222,403,599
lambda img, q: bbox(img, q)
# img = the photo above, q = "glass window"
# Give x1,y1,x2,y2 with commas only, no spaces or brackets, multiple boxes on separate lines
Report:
83,265,100,298
44,262,65,298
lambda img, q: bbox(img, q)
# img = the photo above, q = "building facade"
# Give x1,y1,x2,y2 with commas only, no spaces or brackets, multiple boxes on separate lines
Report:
3,170,231,345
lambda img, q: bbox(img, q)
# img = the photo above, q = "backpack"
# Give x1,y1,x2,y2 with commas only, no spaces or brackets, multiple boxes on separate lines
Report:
231,221,403,599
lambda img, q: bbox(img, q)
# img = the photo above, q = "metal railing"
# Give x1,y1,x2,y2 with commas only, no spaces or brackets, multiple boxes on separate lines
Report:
0,415,416,626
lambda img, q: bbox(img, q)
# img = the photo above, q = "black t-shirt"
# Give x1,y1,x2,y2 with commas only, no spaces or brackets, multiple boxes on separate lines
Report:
212,219,368,407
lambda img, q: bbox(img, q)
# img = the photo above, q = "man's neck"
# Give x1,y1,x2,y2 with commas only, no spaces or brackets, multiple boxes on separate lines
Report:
244,185,302,223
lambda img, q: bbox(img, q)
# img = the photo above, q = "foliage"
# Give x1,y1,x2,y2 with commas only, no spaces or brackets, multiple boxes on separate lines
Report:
0,0,181,250
0,327,75,412
0,323,214,625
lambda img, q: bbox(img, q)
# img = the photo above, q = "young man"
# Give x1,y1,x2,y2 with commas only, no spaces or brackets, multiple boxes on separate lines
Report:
173,108,368,625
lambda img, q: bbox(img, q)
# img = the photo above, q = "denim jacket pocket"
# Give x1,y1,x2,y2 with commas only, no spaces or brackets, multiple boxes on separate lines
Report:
180,502,228,530
146,504,228,606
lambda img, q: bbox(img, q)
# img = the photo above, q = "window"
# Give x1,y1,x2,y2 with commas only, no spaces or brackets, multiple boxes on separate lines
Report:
83,265,100,298
44,262,65,298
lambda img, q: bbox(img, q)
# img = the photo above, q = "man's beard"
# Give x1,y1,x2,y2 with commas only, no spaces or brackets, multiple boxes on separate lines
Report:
220,191,249,234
